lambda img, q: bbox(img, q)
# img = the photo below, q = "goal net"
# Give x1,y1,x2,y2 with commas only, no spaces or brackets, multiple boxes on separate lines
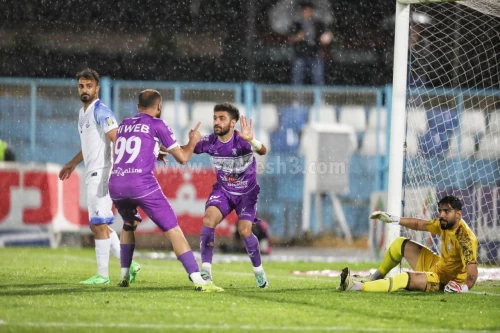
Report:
402,0,500,264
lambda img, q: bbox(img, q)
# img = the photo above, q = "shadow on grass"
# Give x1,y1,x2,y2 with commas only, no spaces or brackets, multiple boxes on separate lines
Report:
0,283,65,289
0,285,196,297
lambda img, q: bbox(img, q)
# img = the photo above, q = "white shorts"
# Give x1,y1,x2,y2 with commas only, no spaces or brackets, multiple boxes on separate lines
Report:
86,168,114,225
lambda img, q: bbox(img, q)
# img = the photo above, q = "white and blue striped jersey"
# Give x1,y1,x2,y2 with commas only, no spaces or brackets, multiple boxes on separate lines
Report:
78,99,118,179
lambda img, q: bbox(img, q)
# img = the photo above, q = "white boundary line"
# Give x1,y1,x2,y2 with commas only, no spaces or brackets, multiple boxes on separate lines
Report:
1,321,499,332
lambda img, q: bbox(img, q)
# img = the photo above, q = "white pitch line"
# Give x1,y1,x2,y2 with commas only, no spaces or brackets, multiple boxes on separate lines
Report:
4,322,500,333
58,255,500,291
470,291,500,296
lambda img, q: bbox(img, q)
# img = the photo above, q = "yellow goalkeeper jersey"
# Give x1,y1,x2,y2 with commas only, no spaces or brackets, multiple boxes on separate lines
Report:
426,218,478,284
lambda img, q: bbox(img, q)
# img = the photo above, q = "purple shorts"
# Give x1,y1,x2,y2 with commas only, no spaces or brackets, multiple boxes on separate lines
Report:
206,184,261,223
111,188,178,232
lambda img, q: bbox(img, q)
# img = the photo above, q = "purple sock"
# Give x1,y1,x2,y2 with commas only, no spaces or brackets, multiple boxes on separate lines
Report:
200,226,215,264
120,244,135,268
243,233,262,267
177,251,200,275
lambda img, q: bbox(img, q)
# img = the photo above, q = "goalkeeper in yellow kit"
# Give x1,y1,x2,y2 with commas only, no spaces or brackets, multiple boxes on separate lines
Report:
339,195,478,293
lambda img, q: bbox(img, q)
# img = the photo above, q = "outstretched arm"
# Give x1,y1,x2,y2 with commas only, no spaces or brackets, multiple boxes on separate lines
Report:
370,211,428,231
236,116,267,156
168,122,201,165
399,217,428,231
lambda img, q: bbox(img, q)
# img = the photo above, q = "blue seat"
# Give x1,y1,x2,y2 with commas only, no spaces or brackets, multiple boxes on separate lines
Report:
277,106,309,132
427,107,459,136
270,129,300,153
475,159,500,185
348,154,376,200
419,129,449,157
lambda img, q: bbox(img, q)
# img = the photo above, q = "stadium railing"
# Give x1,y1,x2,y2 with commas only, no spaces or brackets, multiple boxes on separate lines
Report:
0,77,393,240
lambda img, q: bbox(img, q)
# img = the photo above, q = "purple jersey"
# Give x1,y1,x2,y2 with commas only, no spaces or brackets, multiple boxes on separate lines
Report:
194,131,257,195
109,112,178,199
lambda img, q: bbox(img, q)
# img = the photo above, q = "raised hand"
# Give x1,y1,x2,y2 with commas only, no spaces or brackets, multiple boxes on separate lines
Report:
236,116,254,142
188,122,202,144
369,211,400,224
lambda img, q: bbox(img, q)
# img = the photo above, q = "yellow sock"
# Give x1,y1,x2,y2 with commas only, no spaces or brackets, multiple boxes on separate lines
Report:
362,272,409,292
377,237,407,276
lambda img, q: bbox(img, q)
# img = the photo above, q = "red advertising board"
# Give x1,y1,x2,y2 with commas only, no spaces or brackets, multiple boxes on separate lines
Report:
0,163,236,236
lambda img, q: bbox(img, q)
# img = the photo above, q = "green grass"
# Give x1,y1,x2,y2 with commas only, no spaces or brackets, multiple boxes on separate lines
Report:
0,248,499,333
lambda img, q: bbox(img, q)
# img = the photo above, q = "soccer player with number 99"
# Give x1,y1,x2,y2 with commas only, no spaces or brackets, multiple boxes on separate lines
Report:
109,89,223,292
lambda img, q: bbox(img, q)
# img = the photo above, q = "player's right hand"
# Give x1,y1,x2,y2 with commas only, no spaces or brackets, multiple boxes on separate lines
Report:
59,163,76,181
188,122,201,144
444,281,468,293
369,211,400,224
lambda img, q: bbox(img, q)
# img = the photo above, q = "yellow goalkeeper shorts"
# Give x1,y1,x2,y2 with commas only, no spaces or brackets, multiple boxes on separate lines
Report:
415,247,441,292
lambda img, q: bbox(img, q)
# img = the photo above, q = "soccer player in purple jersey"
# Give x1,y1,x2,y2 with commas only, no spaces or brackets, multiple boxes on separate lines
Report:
109,89,223,292
195,103,269,288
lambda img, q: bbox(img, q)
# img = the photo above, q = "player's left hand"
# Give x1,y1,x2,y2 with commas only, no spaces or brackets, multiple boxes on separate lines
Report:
444,281,469,293
59,163,76,181
157,151,168,163
236,116,254,142
188,122,201,144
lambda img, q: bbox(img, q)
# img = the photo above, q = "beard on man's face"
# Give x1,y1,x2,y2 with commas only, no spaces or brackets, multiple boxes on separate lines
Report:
440,218,457,230
214,125,230,136
79,93,92,103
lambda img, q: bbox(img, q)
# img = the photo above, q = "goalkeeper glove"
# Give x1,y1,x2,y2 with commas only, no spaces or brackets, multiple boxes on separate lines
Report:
444,281,469,293
369,211,400,225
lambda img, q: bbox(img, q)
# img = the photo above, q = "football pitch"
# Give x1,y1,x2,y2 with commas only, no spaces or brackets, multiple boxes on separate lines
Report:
0,248,499,333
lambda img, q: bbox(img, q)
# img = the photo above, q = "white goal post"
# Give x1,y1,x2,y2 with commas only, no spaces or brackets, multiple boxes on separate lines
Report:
387,0,500,269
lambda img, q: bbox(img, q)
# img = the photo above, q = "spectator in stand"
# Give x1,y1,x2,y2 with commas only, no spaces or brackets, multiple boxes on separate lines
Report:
289,1,333,86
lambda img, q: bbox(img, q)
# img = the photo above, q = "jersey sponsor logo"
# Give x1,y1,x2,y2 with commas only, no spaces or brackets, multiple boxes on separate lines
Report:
447,243,452,251
117,124,150,134
220,174,249,189
111,167,143,177
211,153,253,173
105,117,114,126
232,148,237,156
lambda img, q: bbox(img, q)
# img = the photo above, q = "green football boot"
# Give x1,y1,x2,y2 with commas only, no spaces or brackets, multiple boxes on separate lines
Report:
79,274,110,285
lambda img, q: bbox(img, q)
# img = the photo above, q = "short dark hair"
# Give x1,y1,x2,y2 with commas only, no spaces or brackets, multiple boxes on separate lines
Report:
299,1,314,9
438,195,462,211
214,102,240,121
76,68,100,85
138,89,162,109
